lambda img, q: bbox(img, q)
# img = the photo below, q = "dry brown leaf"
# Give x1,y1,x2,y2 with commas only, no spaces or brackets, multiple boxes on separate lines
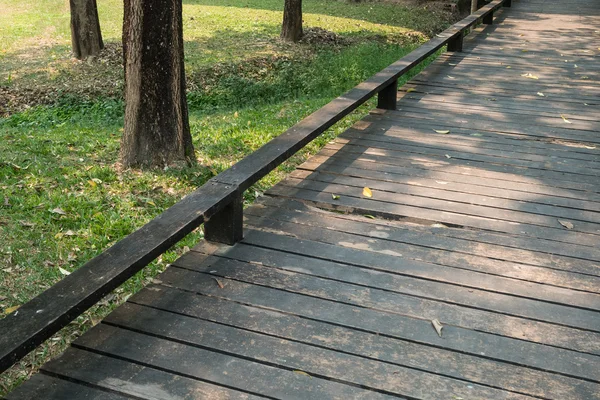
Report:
432,319,443,337
558,220,574,230
19,221,35,228
50,207,67,215
214,278,225,289
362,187,373,198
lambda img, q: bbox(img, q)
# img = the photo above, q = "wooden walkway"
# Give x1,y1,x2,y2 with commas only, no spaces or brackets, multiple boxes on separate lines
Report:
8,0,600,398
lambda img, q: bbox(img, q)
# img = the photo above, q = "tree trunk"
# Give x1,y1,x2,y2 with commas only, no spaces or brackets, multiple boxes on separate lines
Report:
281,0,303,42
120,0,196,168
69,0,104,60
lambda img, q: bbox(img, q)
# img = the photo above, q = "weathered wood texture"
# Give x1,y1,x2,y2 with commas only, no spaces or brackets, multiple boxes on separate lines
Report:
6,0,600,398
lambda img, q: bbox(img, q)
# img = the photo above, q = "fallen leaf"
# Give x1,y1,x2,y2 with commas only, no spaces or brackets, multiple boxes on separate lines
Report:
64,230,76,236
88,180,97,187
332,194,340,200
4,305,19,315
520,73,538,79
19,221,35,228
58,267,71,276
560,114,572,124
150,278,163,284
470,133,483,137
43,260,55,267
362,187,373,198
581,76,589,80
537,92,545,97
558,220,574,229
506,66,511,69
434,129,450,134
233,111,239,118
3,197,9,207
406,88,416,93
445,154,452,159
214,278,225,289
293,370,311,377
364,215,375,219
432,319,444,337
50,207,67,215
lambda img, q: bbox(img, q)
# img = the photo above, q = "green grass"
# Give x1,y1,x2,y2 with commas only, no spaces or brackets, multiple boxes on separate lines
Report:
0,0,453,394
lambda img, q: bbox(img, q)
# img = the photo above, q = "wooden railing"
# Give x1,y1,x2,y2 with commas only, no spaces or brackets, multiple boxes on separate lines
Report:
0,0,509,373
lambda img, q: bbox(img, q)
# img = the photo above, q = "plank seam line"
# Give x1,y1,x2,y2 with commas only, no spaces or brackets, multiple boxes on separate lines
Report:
171,266,600,357
121,300,556,398
97,321,411,400
38,369,144,400
139,283,600,384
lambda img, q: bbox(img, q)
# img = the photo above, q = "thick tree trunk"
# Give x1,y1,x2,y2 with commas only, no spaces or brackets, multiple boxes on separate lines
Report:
69,0,104,60
120,0,195,168
281,0,303,42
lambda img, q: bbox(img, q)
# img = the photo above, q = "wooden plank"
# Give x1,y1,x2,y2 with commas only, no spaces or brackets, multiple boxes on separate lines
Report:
128,289,600,398
143,267,600,381
305,148,600,213
172,256,600,354
248,197,600,285
73,324,398,400
0,180,238,373
5,373,132,400
204,229,600,314
40,348,266,399
243,210,600,297
103,303,535,400
290,168,600,225
268,181,600,246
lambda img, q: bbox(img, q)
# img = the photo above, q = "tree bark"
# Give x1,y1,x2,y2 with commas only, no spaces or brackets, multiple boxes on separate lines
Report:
281,0,303,42
120,0,196,168
69,0,104,60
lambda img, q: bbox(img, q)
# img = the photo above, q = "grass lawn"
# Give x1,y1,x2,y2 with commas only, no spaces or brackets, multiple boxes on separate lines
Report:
0,0,456,394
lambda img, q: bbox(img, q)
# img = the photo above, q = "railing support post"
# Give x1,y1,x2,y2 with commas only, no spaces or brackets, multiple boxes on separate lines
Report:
447,32,463,52
483,11,494,24
377,79,398,110
204,193,244,245
504,0,511,7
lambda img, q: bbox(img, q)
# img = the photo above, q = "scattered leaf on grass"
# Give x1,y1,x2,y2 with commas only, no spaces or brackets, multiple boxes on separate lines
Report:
293,370,311,377
560,114,572,124
364,215,375,219
332,194,340,200
64,230,76,236
362,187,373,198
50,207,67,215
4,305,19,315
3,197,9,207
233,111,239,118
537,92,545,97
58,267,71,276
214,278,225,289
88,180,97,187
521,73,539,79
558,220,574,229
432,319,444,337
434,129,450,134
19,221,35,228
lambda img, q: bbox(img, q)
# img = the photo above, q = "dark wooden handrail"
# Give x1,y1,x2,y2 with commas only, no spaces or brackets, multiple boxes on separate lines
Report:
0,0,508,373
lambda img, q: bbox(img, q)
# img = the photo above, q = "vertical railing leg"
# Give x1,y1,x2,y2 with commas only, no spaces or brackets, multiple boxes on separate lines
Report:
377,79,398,110
504,0,511,7
483,10,494,24
204,193,244,245
447,32,463,52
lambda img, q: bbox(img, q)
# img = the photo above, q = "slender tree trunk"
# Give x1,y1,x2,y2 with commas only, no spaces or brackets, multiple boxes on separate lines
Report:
281,0,303,42
69,0,104,60
120,0,195,168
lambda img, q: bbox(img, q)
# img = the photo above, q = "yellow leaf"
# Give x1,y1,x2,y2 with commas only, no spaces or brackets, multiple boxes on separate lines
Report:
506,66,511,69
362,187,373,198
560,114,572,124
537,92,545,97
406,88,416,93
364,215,375,219
4,305,19,315
293,370,311,377
88,180,97,187
434,129,450,134
233,111,239,118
